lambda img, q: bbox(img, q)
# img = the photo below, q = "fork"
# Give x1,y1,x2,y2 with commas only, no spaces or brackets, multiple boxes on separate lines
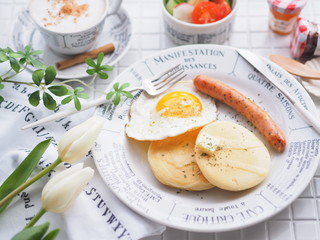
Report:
22,64,187,130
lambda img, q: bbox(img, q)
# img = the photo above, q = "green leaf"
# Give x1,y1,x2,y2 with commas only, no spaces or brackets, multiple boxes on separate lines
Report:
31,59,46,69
0,96,4,102
74,87,85,94
61,96,73,105
11,222,50,240
43,229,60,240
76,93,89,99
30,50,43,56
106,91,115,100
113,82,120,91
74,97,81,110
28,91,40,107
99,65,113,71
0,139,51,214
121,91,134,98
48,86,68,96
43,92,57,110
113,93,121,105
9,52,24,59
0,83,4,90
9,58,21,73
32,70,44,86
86,69,96,75
19,57,27,65
0,50,8,62
119,82,130,90
44,66,57,85
24,45,32,54
4,47,14,54
97,53,104,66
16,51,25,55
97,71,108,79
85,58,96,68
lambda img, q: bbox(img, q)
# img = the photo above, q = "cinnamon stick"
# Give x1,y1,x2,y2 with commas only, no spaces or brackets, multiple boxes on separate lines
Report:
56,42,115,70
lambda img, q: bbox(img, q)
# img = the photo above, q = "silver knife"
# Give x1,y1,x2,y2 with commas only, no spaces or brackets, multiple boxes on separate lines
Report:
236,48,320,135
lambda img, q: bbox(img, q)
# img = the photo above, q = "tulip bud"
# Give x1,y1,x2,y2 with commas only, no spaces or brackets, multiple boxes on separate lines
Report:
58,115,104,163
41,163,94,213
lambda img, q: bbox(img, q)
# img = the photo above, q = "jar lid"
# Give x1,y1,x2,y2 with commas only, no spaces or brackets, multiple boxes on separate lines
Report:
290,18,316,58
268,0,308,14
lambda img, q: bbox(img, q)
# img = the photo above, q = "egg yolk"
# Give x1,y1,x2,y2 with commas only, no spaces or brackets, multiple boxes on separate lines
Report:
156,91,202,117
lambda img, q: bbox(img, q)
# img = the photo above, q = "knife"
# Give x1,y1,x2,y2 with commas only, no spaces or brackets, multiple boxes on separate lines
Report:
236,48,320,135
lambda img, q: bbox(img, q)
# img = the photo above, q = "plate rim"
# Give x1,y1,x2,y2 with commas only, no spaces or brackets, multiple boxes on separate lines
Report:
93,44,320,232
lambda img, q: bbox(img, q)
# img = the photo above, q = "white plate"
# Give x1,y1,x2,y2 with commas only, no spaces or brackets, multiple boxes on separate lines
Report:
10,8,132,79
301,57,320,98
93,45,320,232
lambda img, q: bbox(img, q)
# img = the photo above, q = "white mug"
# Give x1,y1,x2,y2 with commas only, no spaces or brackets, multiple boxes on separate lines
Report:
28,0,122,55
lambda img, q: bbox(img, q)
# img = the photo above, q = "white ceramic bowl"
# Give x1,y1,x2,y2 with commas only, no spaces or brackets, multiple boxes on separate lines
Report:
162,0,238,45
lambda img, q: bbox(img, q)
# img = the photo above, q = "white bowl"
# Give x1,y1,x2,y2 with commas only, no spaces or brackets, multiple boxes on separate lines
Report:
162,0,238,45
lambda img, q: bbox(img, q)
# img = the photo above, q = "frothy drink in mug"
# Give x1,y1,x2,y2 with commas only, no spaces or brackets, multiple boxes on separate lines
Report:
28,0,113,55
29,0,107,33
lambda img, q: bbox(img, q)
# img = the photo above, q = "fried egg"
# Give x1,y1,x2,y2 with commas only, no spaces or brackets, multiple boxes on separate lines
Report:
125,80,217,141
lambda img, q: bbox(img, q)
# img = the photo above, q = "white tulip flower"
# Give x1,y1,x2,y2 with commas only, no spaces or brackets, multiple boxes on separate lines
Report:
58,115,104,163
0,116,103,214
41,163,94,213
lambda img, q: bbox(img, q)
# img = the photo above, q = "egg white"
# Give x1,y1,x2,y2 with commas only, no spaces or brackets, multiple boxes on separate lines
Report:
125,80,217,141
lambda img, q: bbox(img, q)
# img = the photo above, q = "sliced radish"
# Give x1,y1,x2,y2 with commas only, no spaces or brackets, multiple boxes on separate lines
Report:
173,3,194,23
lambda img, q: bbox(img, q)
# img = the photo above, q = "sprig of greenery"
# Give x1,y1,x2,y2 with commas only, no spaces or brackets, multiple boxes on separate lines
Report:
29,66,69,110
0,45,130,111
106,82,134,105
85,52,113,79
61,87,89,111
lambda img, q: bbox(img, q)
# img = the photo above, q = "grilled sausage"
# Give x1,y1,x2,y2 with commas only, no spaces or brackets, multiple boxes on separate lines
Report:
193,75,286,152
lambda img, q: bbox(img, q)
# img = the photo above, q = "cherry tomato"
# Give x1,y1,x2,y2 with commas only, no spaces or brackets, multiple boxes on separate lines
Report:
218,1,232,19
192,1,232,24
192,2,220,24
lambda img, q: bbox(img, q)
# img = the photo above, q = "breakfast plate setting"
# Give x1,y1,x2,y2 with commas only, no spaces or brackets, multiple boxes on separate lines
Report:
10,7,132,79
92,44,320,232
4,0,320,239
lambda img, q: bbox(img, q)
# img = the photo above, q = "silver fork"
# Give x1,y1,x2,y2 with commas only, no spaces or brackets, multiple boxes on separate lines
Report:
22,64,186,130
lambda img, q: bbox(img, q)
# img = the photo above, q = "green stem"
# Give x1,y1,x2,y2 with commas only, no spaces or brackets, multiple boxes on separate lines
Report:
4,64,28,80
88,74,97,86
2,80,36,87
24,207,47,229
59,78,94,89
0,158,62,208
53,79,104,95
0,68,13,79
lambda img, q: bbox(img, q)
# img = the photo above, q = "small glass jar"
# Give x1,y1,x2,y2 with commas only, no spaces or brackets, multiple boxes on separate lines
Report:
290,18,320,59
267,0,307,35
